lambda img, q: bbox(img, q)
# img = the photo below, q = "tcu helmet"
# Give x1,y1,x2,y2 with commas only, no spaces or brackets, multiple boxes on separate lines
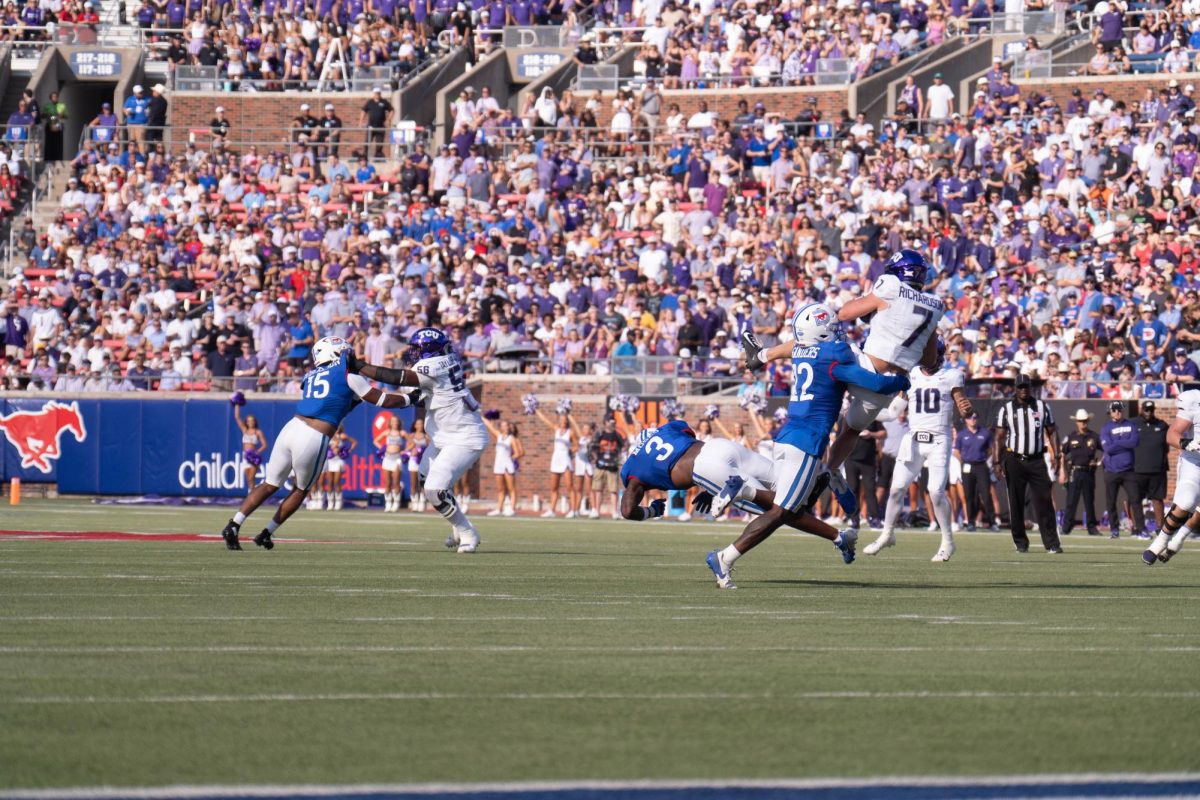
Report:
791,303,841,346
311,336,350,367
407,328,452,363
884,248,929,289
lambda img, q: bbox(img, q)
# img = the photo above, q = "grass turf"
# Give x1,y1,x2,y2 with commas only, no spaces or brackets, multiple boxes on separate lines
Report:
0,498,1198,790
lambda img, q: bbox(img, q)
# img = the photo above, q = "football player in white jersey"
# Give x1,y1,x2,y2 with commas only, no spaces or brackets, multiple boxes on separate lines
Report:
1143,388,1200,565
863,339,974,562
822,249,944,513
350,328,489,554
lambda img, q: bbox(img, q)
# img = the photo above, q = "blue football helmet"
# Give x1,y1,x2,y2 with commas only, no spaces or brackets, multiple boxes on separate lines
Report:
407,327,452,363
884,249,929,289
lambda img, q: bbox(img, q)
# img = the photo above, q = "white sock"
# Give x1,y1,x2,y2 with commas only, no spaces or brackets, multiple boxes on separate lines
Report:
233,512,246,525
266,519,280,534
1169,526,1191,552
1149,532,1170,555
720,544,741,566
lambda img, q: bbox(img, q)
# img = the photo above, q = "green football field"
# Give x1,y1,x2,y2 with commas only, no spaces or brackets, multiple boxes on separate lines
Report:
1,498,1198,792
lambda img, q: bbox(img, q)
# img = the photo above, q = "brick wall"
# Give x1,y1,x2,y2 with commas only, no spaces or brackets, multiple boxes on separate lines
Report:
167,92,376,155
473,376,1186,523
473,375,768,511
578,85,852,131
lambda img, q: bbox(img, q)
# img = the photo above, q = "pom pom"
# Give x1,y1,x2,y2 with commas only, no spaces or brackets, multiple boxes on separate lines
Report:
739,389,767,414
484,409,502,421
375,445,387,459
556,397,573,415
522,393,539,415
230,391,246,407
242,448,262,466
620,394,641,413
338,443,353,460
326,446,336,460
608,396,624,411
703,404,720,421
662,398,683,419
773,407,788,424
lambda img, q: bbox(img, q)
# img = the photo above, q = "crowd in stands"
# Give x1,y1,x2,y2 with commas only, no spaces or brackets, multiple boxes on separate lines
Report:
134,0,496,88
7,6,1200,400
589,0,952,86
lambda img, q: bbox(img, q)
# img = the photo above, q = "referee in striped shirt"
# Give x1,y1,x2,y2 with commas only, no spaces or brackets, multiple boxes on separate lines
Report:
992,376,1064,553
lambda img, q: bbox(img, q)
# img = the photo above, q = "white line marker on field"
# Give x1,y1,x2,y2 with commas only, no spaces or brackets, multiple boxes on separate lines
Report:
4,772,1200,800
4,689,1200,706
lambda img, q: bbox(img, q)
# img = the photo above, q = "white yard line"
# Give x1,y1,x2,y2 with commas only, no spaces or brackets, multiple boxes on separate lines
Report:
4,773,1200,799
4,690,1200,707
0,644,1196,655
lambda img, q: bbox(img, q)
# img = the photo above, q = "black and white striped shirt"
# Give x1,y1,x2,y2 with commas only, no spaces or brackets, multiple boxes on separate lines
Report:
995,399,1055,456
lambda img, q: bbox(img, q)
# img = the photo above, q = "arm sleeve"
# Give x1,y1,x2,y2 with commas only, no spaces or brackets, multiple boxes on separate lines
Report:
831,361,909,394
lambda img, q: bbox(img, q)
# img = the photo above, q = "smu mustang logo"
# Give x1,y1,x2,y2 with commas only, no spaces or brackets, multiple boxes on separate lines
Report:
0,401,87,473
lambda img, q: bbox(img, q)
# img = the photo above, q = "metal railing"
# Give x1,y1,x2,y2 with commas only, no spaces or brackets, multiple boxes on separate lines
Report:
74,123,420,164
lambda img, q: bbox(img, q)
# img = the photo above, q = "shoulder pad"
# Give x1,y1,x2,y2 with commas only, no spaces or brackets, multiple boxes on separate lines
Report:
873,274,900,300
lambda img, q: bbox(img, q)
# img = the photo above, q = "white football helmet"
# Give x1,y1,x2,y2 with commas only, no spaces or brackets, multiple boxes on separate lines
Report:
791,303,841,346
311,336,349,367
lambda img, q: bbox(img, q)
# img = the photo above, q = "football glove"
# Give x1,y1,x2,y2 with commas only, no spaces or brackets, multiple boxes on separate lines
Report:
741,331,766,370
345,351,363,373
692,491,714,515
1186,438,1200,453
646,498,666,519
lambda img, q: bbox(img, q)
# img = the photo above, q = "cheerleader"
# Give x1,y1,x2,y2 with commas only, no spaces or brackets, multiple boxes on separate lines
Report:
534,405,577,517
379,415,406,512
569,418,597,519
483,415,523,517
233,400,267,497
405,418,430,513
319,426,357,511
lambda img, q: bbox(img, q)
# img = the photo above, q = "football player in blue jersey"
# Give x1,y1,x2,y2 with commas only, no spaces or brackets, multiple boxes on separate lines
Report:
705,303,912,588
619,418,845,547
219,335,419,551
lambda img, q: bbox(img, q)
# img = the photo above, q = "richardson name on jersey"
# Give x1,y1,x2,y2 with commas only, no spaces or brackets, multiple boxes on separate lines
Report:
898,285,942,309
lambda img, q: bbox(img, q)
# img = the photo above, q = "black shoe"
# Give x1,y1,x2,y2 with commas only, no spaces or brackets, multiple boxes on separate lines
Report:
1159,548,1176,564
1046,547,1064,554
1087,528,1102,536
253,529,274,550
990,523,1001,532
803,471,831,514
966,524,977,532
221,521,242,551
1060,527,1072,537
1014,545,1029,553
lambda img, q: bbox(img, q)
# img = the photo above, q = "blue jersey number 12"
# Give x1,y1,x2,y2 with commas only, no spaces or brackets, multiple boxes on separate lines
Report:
790,363,815,403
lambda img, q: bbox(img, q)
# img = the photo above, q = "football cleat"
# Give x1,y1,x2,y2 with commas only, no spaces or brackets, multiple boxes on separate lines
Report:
253,529,274,551
827,470,857,516
456,528,480,554
706,550,737,589
931,542,955,562
221,521,242,551
1142,549,1159,566
711,475,744,519
1159,548,1177,564
834,528,858,564
863,532,895,556
444,533,460,549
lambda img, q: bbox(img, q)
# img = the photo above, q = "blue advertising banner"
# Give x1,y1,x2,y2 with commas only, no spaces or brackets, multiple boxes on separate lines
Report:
0,396,415,498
